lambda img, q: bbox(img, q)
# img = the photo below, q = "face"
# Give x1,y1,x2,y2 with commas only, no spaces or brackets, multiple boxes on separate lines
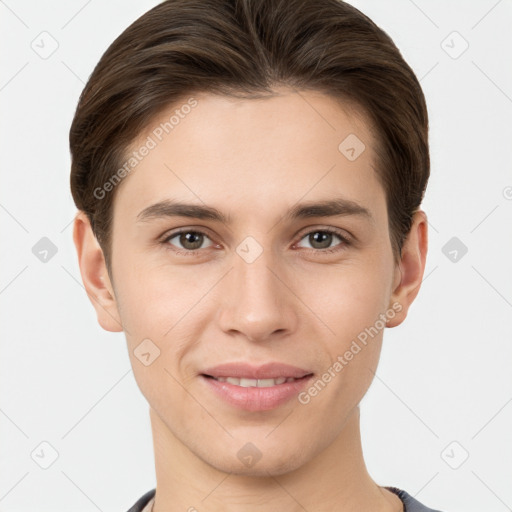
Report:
99,89,404,475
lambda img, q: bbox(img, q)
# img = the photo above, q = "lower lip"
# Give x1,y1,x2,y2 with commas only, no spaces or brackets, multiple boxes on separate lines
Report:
200,374,314,412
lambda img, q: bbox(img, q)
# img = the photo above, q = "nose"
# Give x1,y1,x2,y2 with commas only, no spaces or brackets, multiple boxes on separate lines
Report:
216,244,298,343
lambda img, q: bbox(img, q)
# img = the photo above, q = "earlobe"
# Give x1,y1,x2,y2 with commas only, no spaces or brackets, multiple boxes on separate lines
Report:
387,210,428,328
72,211,124,333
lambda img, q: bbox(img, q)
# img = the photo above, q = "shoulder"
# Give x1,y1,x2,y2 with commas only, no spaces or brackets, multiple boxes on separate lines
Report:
385,486,447,512
126,488,156,512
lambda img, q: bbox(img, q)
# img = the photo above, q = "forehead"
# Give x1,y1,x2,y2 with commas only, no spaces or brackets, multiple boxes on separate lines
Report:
113,89,385,224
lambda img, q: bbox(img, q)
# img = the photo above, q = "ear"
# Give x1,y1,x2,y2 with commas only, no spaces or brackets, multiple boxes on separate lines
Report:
387,210,428,328
72,211,124,332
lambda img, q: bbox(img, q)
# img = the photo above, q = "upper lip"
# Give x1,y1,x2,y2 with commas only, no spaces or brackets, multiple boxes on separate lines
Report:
201,362,313,380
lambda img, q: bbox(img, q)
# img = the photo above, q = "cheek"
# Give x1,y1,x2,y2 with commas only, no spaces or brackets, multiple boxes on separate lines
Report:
300,256,391,394
117,274,200,409
113,260,209,391
298,258,391,335
113,255,205,338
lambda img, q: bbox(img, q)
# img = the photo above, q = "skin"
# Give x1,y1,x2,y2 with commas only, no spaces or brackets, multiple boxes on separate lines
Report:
73,88,428,512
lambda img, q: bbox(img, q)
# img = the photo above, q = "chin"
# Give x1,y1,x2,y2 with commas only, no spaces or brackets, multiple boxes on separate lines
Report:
203,446,307,477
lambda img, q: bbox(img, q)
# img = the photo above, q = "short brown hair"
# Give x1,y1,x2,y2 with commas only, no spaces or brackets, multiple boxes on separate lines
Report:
69,0,429,276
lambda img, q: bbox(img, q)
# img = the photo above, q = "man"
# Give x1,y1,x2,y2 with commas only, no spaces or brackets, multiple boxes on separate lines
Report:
70,1,443,510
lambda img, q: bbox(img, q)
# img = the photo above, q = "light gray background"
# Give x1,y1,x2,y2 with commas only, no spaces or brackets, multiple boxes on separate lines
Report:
1,1,511,511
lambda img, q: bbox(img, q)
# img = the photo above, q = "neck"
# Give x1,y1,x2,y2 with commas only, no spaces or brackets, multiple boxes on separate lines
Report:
149,406,402,512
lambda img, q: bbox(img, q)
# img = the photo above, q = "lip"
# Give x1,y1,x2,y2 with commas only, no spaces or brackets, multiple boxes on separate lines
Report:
201,362,312,380
200,362,314,412
200,374,314,411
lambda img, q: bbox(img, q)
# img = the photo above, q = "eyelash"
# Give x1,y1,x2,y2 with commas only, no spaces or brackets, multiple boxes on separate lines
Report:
160,227,352,257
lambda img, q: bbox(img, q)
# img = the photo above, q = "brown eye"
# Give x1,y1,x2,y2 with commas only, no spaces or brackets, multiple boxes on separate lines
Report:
296,229,350,252
179,232,204,250
308,231,333,249
163,230,214,252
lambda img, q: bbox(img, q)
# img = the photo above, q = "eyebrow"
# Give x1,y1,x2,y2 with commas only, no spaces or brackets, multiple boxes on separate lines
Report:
136,197,373,224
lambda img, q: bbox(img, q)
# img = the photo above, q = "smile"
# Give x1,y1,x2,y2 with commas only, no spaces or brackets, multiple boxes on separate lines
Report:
204,376,303,387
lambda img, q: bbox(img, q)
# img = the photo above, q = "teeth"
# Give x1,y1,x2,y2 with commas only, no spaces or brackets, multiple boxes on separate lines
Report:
213,376,298,387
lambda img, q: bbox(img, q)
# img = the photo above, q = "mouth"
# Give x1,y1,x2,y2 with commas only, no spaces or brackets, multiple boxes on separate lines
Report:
199,371,315,412
201,374,313,387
